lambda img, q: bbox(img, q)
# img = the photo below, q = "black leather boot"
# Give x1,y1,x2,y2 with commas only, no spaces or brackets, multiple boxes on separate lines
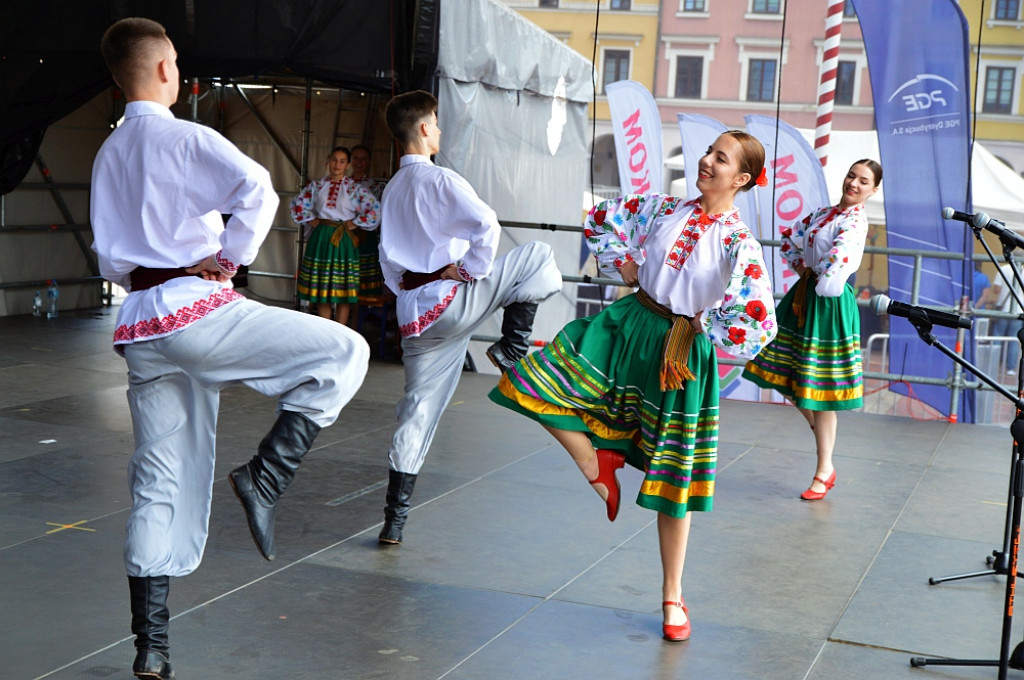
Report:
128,575,174,680
486,301,539,373
228,410,321,560
378,470,418,545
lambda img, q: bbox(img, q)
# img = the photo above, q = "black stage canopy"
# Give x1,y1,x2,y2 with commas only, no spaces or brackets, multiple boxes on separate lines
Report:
0,0,440,193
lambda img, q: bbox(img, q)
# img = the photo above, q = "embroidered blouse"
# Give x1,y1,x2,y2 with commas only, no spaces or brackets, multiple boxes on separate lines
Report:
379,155,500,338
779,203,868,298
289,176,381,231
90,101,279,349
584,194,777,359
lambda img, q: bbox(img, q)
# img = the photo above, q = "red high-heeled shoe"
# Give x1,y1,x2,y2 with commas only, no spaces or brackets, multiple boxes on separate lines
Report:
800,468,837,501
591,449,625,521
662,599,690,641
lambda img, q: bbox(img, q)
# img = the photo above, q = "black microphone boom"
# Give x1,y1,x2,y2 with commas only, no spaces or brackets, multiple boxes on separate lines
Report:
869,293,972,330
943,206,1024,250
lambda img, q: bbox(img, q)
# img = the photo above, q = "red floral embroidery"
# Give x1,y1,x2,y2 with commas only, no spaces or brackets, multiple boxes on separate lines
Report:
728,326,747,344
114,289,244,343
326,179,343,209
624,198,640,213
399,285,459,337
745,300,768,322
593,210,607,226
744,263,763,279
584,227,594,238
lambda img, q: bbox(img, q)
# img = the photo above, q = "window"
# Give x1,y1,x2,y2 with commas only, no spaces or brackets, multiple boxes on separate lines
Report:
674,56,703,98
843,0,856,18
995,0,1020,20
683,0,707,10
747,59,776,101
610,0,631,9
539,0,558,7
751,0,781,13
984,66,1015,114
835,60,856,105
602,50,631,92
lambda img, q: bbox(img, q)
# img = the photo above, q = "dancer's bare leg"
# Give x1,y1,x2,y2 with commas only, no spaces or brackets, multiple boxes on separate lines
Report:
542,426,606,500
659,512,691,626
807,410,837,493
336,302,351,326
316,303,333,320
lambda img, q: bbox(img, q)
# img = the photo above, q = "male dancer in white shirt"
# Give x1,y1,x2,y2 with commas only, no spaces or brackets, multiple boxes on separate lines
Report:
377,90,562,545
91,18,369,680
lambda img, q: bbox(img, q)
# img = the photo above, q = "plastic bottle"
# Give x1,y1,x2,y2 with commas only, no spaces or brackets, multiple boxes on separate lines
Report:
46,280,59,319
32,291,42,317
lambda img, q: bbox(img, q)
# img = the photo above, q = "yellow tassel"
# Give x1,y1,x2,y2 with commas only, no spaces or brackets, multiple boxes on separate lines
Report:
792,269,812,329
659,316,696,392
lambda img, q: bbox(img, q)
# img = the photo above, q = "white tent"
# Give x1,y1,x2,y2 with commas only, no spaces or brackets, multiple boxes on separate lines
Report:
668,129,1024,231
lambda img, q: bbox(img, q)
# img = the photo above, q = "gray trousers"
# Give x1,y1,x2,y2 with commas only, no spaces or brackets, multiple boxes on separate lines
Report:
388,241,562,474
122,299,369,577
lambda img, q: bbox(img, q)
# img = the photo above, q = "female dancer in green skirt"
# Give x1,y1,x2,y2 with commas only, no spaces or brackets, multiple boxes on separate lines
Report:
743,159,881,500
292,146,381,325
490,131,777,641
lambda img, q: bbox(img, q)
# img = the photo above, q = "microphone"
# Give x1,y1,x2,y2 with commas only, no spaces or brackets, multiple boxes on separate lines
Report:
941,206,973,224
943,206,1024,249
869,293,972,330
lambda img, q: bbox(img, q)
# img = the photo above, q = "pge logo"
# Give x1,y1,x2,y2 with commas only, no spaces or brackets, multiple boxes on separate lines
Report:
888,74,959,114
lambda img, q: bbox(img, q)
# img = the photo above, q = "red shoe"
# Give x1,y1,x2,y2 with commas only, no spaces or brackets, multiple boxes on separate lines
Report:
800,469,837,501
590,449,625,521
662,599,690,641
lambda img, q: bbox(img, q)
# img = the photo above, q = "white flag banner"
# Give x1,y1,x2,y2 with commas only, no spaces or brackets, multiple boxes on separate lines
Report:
744,114,830,297
606,80,662,196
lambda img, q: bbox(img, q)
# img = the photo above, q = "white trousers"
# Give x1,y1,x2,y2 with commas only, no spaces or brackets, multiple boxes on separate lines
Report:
122,299,369,577
388,241,562,474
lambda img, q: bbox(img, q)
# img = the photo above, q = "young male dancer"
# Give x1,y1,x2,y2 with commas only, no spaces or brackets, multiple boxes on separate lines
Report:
377,90,562,544
91,18,369,679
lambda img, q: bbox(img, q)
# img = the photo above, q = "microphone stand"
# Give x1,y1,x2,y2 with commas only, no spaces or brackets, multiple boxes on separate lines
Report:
912,231,1024,678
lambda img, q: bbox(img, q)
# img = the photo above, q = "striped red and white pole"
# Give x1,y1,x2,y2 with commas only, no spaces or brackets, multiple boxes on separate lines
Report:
813,0,845,167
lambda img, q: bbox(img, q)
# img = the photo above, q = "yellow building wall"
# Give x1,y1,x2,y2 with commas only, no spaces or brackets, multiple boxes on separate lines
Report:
956,0,1024,140
512,1,660,120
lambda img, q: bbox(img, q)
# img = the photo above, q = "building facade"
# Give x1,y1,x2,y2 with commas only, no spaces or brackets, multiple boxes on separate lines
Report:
959,0,1024,175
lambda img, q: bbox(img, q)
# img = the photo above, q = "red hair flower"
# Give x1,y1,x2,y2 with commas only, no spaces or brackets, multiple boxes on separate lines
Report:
755,167,768,187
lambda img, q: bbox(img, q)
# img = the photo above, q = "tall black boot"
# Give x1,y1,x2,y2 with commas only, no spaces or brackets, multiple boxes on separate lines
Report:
486,301,539,373
378,470,418,545
228,410,321,560
128,575,174,680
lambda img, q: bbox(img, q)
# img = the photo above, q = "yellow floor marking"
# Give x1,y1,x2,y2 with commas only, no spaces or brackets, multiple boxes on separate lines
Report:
45,520,96,534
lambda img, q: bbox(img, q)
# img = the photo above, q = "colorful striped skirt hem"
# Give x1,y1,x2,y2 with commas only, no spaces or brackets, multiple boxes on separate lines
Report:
296,223,360,303
487,293,720,518
743,280,863,411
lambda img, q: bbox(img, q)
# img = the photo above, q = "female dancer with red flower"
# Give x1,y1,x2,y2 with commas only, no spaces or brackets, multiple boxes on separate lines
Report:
743,159,882,500
490,131,777,641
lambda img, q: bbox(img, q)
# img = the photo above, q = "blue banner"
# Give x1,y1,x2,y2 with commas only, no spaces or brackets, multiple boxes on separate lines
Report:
852,0,974,421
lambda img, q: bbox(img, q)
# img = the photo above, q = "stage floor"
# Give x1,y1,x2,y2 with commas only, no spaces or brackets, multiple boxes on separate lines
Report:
3,307,1022,680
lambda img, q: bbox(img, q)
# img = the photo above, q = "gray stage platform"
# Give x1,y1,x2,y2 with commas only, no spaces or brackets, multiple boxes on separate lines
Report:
2,307,1023,679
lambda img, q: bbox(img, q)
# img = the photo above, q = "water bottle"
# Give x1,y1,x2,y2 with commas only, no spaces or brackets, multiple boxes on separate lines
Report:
46,280,59,319
32,291,42,317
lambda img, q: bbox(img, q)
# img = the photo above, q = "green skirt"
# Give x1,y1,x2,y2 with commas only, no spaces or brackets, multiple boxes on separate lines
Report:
296,223,360,304
488,293,720,518
358,229,385,299
743,278,863,411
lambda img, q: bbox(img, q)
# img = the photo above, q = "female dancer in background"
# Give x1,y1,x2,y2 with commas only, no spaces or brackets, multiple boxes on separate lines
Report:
490,131,777,641
292,146,381,325
743,159,881,500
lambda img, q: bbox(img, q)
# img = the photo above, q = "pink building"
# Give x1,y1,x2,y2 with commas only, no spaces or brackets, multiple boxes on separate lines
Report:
593,0,875,191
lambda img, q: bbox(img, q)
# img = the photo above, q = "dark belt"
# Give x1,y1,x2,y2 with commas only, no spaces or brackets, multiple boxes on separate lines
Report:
130,266,198,291
401,265,450,290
